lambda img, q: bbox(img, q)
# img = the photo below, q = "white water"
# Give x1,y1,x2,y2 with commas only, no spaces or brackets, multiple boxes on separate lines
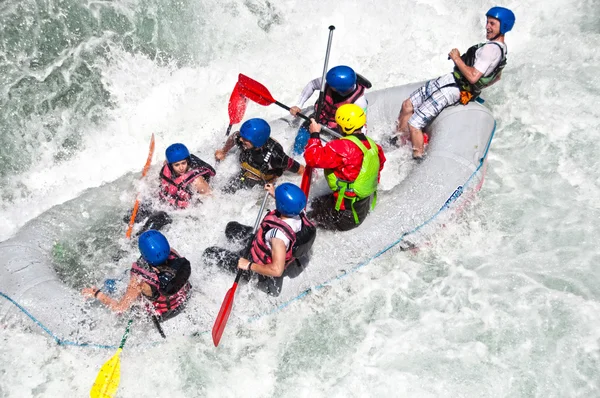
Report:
2,0,600,396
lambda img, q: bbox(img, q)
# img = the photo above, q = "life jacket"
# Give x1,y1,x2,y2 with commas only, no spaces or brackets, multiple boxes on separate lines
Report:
238,138,280,182
325,135,380,224
291,213,317,259
250,211,315,266
453,42,507,99
159,154,216,209
317,82,367,128
130,250,192,318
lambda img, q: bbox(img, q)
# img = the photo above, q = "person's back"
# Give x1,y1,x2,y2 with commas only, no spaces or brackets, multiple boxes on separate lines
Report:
131,247,192,321
304,104,386,231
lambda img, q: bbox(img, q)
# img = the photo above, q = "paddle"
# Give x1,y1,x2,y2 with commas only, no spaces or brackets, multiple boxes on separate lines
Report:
121,134,165,338
125,134,156,238
151,315,166,339
237,74,342,140
299,26,336,197
212,191,270,347
90,319,133,398
226,82,249,136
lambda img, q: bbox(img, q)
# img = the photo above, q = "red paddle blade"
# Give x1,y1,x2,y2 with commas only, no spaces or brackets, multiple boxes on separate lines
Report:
212,282,239,346
125,133,155,239
237,74,276,106
228,83,248,125
300,166,313,199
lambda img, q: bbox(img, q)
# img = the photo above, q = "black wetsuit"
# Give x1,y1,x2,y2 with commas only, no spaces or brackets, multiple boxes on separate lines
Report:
224,133,302,193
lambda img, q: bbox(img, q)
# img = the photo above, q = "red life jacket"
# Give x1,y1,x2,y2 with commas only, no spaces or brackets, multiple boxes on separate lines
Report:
159,155,215,209
250,210,299,265
316,83,367,128
130,250,191,318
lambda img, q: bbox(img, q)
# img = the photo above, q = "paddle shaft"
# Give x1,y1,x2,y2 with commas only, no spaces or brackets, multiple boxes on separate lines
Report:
230,191,270,288
119,319,134,349
212,192,270,346
151,315,166,339
317,25,336,115
275,100,342,139
301,25,336,197
234,73,341,138
234,190,270,283
125,134,156,238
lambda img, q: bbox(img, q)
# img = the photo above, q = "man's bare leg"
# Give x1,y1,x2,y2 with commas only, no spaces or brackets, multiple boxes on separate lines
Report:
391,99,414,147
396,98,414,135
409,124,424,158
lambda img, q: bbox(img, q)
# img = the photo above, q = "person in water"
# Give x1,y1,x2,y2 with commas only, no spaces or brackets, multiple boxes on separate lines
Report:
202,183,316,297
127,143,216,234
395,7,515,160
214,118,305,193
158,142,215,208
289,65,371,154
82,230,192,321
305,103,386,231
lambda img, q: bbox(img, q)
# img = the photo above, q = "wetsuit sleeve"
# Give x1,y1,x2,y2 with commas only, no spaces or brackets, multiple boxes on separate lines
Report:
269,141,301,173
304,137,345,169
296,77,322,108
285,157,302,173
376,144,387,182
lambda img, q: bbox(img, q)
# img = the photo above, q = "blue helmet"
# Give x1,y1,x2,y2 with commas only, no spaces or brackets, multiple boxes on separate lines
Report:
275,183,306,216
326,66,357,93
240,118,271,147
138,230,170,266
486,7,515,35
166,143,190,164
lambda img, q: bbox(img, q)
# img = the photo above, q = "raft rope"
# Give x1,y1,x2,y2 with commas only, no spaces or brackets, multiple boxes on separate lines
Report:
0,121,496,349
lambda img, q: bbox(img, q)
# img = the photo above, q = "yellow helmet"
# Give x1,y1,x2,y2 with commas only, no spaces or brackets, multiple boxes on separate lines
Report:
335,104,366,135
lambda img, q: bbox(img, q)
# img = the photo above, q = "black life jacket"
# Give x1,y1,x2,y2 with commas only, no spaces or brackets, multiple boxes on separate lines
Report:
453,42,507,97
237,137,281,182
130,250,192,318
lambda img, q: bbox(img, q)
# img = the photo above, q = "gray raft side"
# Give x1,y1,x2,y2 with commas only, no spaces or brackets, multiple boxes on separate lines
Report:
0,82,495,342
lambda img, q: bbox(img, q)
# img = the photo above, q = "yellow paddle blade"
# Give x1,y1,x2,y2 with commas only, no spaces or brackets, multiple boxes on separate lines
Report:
90,348,122,398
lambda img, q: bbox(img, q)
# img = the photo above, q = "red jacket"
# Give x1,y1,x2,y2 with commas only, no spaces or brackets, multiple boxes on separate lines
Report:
304,132,386,210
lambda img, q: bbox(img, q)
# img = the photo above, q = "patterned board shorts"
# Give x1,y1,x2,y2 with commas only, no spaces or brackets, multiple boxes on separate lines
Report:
408,74,461,130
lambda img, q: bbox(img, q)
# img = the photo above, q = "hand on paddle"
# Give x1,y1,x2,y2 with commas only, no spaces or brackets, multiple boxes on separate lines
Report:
290,106,302,116
309,118,322,134
215,133,236,161
237,257,253,271
264,183,276,197
448,48,461,63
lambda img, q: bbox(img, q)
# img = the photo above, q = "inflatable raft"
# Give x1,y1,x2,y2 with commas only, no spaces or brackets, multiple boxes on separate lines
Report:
0,82,495,348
